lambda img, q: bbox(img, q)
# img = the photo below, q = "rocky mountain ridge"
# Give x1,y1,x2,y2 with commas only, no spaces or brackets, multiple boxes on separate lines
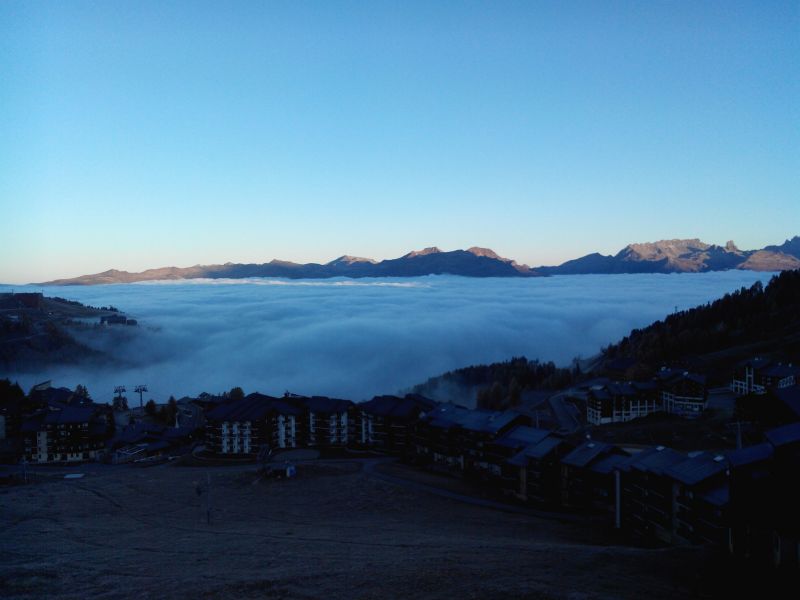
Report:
40,236,800,285
537,236,800,275
43,247,536,285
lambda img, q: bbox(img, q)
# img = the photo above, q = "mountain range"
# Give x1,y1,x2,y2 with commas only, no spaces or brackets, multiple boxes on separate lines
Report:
41,236,800,285
536,237,800,275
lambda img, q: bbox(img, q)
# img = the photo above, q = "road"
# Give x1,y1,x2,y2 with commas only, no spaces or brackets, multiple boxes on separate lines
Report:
548,391,582,434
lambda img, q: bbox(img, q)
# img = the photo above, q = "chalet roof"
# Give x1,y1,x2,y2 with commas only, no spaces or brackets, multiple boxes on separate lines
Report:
657,368,707,387
44,406,95,425
576,377,611,390
191,394,227,408
206,393,302,422
631,380,659,392
20,414,45,432
665,453,727,486
606,382,638,397
298,395,353,414
359,395,398,417
113,423,167,445
588,452,629,475
760,363,799,379
523,436,564,460
360,394,436,419
20,405,98,432
266,397,304,417
626,446,685,476
30,386,74,407
561,441,612,468
737,357,771,369
358,394,437,420
493,425,550,449
774,386,800,418
424,404,520,434
589,387,611,401
588,380,659,401
726,442,774,468
404,393,438,409
765,422,800,448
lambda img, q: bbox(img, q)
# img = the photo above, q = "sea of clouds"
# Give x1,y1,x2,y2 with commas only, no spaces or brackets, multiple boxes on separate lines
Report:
0,271,772,403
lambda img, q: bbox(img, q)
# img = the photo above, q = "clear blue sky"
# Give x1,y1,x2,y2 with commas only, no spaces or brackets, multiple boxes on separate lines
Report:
1,1,798,283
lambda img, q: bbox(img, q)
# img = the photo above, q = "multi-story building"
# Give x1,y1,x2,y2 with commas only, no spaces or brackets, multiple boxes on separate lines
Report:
505,434,569,504
413,403,529,474
560,440,628,513
619,446,686,543
294,395,354,447
205,393,302,456
586,381,660,425
359,394,437,455
727,423,800,568
658,368,708,419
664,452,729,545
730,358,798,396
21,405,110,463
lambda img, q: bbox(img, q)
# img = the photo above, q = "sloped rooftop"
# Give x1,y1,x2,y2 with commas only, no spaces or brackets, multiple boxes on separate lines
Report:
561,440,613,468
360,394,437,419
299,396,354,414
514,436,565,463
206,393,303,422
665,452,727,486
493,425,550,449
626,446,686,475
765,422,800,448
425,404,521,434
726,442,774,468
588,452,629,475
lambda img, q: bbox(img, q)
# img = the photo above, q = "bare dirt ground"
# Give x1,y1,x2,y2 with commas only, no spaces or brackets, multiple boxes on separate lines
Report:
1,461,715,599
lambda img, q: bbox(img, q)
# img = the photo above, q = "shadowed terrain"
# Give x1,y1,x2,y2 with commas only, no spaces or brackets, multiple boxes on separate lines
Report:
0,462,713,600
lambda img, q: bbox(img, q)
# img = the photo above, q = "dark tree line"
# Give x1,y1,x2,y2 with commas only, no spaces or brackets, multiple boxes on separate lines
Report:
604,270,800,366
412,356,581,410
145,396,179,425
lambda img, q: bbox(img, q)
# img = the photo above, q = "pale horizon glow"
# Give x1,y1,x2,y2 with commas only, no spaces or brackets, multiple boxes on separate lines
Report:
1,2,798,283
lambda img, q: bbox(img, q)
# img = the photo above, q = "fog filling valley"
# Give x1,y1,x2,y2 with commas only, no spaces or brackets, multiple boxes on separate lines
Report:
0,272,771,404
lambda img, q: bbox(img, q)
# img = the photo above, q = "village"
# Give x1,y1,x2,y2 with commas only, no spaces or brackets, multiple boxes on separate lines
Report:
2,351,799,585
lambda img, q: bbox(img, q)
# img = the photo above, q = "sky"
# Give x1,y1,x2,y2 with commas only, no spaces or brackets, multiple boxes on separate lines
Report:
1,1,798,283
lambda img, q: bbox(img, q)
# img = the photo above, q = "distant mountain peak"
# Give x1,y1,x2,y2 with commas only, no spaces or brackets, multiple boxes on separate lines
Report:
42,245,540,285
621,238,710,258
725,240,740,253
466,247,502,260
539,236,800,275
327,255,377,266
404,247,442,258
39,236,800,286
764,236,800,260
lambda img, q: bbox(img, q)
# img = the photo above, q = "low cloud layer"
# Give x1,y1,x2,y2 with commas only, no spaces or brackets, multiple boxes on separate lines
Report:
1,271,771,403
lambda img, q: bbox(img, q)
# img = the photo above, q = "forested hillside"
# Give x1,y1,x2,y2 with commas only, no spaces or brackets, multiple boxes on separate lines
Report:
410,357,579,409
412,270,800,404
603,269,800,369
